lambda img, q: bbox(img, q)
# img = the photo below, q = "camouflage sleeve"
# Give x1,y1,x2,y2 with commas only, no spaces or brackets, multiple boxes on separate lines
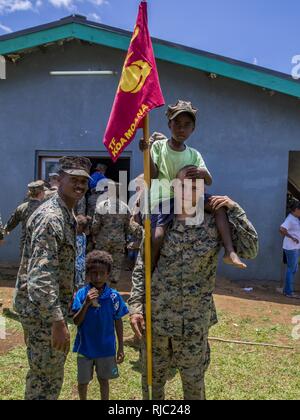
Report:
91,212,102,236
4,205,23,234
27,216,65,323
128,217,144,241
228,204,259,260
124,212,131,237
128,250,145,316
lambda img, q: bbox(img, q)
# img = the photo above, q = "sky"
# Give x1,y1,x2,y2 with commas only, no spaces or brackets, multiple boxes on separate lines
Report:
0,0,299,75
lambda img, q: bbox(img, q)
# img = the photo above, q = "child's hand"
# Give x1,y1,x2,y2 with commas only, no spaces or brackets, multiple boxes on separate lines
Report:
186,167,207,180
139,138,150,151
117,349,125,364
85,288,99,306
209,195,236,211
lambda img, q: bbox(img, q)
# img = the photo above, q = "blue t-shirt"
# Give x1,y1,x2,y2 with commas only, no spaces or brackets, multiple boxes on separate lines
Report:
72,284,129,359
89,172,107,190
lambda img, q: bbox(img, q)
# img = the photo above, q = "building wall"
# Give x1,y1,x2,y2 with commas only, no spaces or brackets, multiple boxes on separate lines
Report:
1,40,300,281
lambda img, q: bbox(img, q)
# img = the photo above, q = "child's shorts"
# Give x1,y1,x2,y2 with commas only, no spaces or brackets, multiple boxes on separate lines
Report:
77,354,119,384
151,194,212,229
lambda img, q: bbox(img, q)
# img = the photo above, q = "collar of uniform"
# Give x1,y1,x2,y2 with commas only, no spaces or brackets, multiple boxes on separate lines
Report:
172,219,186,232
56,193,77,222
171,212,214,232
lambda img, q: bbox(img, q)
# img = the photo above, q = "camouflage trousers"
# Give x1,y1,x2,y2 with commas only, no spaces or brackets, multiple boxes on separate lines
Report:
140,332,210,400
94,242,125,285
21,318,67,400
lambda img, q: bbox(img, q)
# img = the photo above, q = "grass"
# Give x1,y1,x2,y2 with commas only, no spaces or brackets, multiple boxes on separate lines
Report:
1,310,300,400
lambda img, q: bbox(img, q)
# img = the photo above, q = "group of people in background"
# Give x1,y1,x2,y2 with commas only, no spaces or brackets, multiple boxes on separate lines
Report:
0,99,270,401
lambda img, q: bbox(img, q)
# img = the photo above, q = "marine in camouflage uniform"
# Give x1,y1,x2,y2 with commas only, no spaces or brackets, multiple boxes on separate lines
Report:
14,157,91,400
129,201,258,400
92,197,141,285
44,173,60,200
5,181,46,251
87,163,108,218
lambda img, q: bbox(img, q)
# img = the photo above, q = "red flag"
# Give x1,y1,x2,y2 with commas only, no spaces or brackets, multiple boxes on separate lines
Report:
103,1,165,162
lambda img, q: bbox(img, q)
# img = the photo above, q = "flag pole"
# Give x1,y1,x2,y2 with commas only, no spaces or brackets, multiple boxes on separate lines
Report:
143,113,153,400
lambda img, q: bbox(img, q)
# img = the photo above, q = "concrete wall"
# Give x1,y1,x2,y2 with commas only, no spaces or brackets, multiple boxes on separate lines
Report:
1,40,300,281
289,152,300,189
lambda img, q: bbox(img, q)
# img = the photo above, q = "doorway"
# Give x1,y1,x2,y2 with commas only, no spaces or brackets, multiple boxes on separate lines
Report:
37,152,131,185
89,157,130,184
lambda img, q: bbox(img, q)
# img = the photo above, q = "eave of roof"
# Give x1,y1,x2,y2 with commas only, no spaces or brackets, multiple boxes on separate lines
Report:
0,15,299,99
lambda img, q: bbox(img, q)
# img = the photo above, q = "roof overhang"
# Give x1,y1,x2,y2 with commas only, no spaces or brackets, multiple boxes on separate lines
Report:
0,16,300,99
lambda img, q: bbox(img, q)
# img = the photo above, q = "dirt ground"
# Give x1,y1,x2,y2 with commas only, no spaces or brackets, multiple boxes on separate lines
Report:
1,262,300,354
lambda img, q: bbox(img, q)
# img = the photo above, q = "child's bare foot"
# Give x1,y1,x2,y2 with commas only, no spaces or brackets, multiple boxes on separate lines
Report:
223,252,247,269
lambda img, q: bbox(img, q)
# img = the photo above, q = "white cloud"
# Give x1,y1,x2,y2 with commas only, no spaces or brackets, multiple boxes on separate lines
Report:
88,0,108,5
0,0,109,15
48,0,74,8
0,22,12,32
47,0,108,13
87,12,101,22
0,0,33,13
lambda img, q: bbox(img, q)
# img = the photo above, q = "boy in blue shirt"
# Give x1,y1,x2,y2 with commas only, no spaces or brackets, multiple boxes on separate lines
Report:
72,250,129,400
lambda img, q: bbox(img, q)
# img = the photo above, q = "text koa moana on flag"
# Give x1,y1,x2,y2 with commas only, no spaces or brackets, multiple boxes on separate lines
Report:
103,1,165,162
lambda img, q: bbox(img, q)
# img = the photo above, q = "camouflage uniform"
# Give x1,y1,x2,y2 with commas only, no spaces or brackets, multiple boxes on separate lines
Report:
129,204,258,400
87,191,99,218
75,196,87,216
92,199,141,284
14,193,77,400
44,186,58,200
87,189,109,218
5,199,42,250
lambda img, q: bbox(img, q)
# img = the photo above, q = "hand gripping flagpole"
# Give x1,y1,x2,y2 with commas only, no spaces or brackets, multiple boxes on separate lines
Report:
143,114,153,400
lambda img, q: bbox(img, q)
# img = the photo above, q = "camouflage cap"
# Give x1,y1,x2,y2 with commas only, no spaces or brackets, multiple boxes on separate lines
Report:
166,100,198,122
28,180,46,191
59,156,92,179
